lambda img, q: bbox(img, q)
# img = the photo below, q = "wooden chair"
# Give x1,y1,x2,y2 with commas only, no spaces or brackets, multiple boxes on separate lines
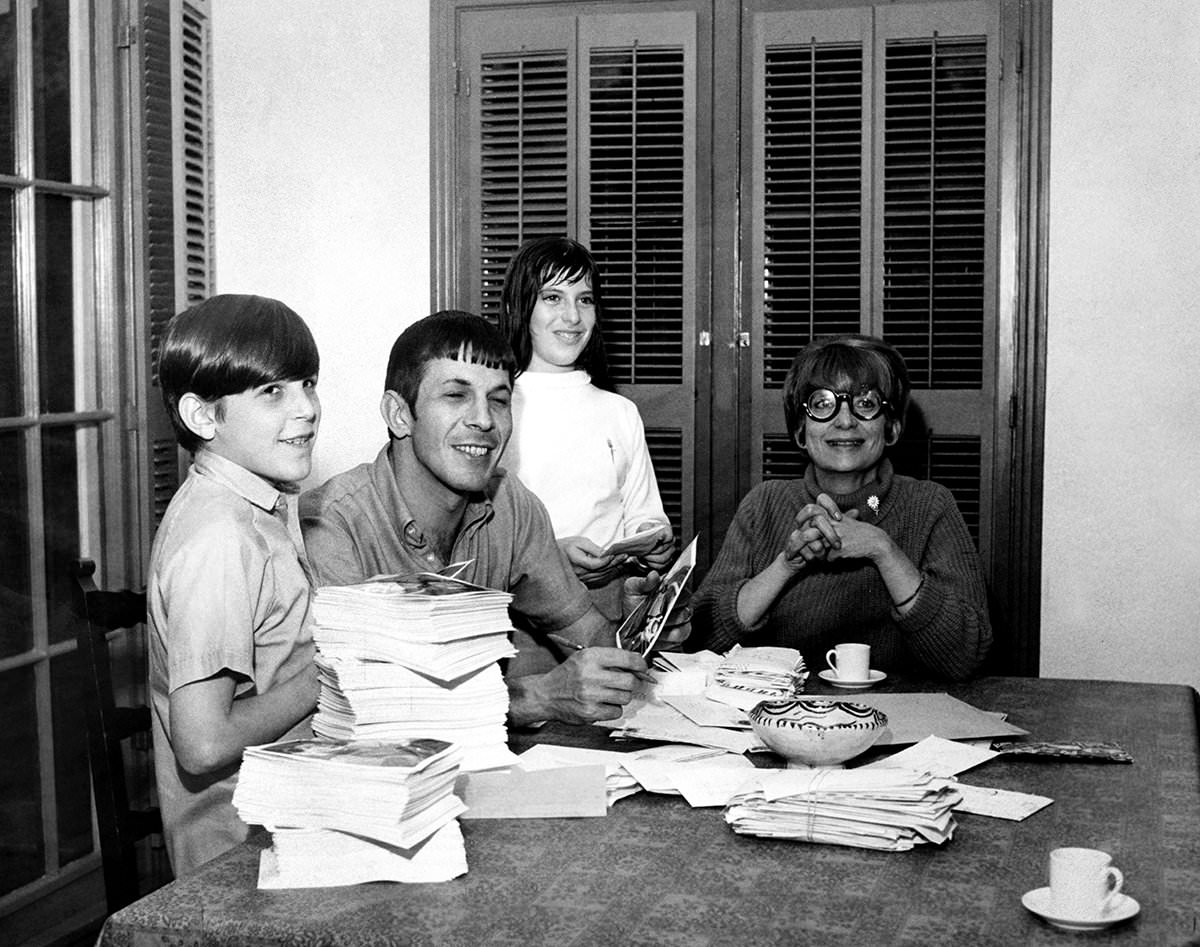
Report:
71,557,164,914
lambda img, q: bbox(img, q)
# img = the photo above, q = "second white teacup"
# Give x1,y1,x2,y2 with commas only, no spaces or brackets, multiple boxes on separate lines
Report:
825,642,871,682
1049,847,1124,918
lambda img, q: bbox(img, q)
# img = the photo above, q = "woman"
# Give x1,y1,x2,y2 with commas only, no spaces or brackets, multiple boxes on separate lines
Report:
691,335,991,680
499,236,674,620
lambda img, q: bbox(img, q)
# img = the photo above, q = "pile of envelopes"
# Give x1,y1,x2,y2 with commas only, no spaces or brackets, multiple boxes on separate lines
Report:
724,767,961,851
310,574,517,770
233,737,468,886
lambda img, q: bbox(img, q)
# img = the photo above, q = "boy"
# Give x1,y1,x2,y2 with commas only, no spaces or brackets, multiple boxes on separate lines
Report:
148,294,321,875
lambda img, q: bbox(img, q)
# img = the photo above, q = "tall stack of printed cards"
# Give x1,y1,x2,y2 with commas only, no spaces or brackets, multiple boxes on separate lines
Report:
311,573,518,770
233,738,468,887
723,767,961,851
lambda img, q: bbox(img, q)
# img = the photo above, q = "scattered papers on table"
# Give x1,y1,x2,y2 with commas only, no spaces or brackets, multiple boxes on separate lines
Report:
651,650,723,695
704,645,809,712
621,748,760,807
952,783,1054,820
258,821,468,888
863,735,998,776
844,693,1029,746
456,761,609,819
603,694,765,754
724,767,960,851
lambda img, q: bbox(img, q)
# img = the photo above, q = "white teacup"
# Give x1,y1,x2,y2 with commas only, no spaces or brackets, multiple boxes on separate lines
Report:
1048,847,1124,918
825,643,870,682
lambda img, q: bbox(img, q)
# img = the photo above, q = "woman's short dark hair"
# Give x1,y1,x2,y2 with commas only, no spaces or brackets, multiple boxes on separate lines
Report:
158,294,319,453
782,334,911,443
385,310,517,415
498,235,615,392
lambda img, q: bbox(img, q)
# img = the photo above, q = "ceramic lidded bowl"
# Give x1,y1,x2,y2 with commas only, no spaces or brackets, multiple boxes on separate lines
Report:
749,698,888,766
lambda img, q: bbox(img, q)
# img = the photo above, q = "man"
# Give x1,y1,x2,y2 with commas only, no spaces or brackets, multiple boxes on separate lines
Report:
301,310,668,726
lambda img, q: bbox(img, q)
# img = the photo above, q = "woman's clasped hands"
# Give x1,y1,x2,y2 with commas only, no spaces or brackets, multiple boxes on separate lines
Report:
783,493,889,571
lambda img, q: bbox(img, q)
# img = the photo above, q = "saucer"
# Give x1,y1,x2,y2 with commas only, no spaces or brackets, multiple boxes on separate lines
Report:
1021,887,1140,932
818,669,887,690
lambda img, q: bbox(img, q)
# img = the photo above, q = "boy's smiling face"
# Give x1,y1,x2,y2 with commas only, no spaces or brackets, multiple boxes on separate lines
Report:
206,376,320,485
391,357,512,501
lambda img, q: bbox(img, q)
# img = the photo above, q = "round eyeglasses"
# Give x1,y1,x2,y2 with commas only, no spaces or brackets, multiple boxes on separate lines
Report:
803,388,888,422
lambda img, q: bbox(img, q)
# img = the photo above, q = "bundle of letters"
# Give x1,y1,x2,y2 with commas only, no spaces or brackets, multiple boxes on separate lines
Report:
310,573,518,770
704,645,809,711
723,767,961,851
233,737,468,887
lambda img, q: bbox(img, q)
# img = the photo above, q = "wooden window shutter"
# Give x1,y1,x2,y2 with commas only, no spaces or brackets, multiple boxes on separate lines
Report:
752,2,997,545
586,40,688,386
880,33,987,389
458,8,700,541
135,0,212,527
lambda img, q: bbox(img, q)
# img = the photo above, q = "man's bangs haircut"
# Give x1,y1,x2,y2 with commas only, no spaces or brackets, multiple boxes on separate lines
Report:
498,236,614,391
385,310,516,414
158,294,318,451
783,335,909,440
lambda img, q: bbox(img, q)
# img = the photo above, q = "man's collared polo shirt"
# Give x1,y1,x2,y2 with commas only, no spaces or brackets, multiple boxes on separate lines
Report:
299,444,592,636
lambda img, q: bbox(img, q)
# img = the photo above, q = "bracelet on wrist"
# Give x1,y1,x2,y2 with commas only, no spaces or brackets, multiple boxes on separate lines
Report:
893,574,925,610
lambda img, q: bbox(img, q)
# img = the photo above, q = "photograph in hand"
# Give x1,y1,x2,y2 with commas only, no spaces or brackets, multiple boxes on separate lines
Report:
615,537,698,656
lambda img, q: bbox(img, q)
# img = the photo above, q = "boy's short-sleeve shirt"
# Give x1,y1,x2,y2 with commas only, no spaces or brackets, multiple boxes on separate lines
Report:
148,451,314,876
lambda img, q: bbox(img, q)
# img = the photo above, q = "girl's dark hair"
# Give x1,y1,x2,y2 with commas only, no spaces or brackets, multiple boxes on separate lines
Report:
385,310,517,416
782,334,911,443
158,294,319,453
498,235,615,392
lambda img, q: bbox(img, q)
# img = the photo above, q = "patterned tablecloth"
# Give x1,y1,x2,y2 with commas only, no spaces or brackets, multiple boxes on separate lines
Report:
99,676,1200,947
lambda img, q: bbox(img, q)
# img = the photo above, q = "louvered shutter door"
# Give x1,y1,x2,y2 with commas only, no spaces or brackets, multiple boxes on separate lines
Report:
750,2,997,548
136,0,212,530
459,8,699,541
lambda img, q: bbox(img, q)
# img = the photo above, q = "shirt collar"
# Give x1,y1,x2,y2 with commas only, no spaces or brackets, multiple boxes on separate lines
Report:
374,443,496,551
803,457,895,522
192,450,288,514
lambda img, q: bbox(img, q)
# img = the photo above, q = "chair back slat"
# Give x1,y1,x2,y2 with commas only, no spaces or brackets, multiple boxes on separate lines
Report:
71,557,164,915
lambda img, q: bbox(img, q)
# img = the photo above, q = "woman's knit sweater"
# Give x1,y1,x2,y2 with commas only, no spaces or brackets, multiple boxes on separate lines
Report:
691,460,992,680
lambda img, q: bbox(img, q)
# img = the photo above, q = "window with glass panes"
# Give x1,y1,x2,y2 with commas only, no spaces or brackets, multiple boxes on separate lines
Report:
0,0,209,930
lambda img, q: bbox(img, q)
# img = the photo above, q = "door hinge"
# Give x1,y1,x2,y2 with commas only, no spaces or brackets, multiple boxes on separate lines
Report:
1008,393,1018,429
455,68,470,97
118,22,137,49
698,330,711,347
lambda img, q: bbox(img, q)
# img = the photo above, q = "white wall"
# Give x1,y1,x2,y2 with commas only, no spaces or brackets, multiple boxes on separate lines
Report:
212,2,1200,687
211,1,431,487
1042,2,1200,686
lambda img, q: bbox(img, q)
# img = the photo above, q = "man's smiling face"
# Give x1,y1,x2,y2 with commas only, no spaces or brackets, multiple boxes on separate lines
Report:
397,357,513,500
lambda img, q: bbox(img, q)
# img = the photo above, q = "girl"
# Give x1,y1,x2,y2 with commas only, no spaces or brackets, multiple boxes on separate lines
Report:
499,236,674,621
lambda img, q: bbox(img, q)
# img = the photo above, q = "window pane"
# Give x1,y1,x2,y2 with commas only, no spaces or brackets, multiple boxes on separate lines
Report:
0,191,17,416
42,425,80,645
33,0,74,182
0,429,32,658
37,192,75,414
52,651,94,865
0,666,45,896
0,3,14,175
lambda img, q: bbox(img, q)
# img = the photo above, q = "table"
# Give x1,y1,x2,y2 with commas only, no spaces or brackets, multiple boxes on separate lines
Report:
98,677,1200,946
